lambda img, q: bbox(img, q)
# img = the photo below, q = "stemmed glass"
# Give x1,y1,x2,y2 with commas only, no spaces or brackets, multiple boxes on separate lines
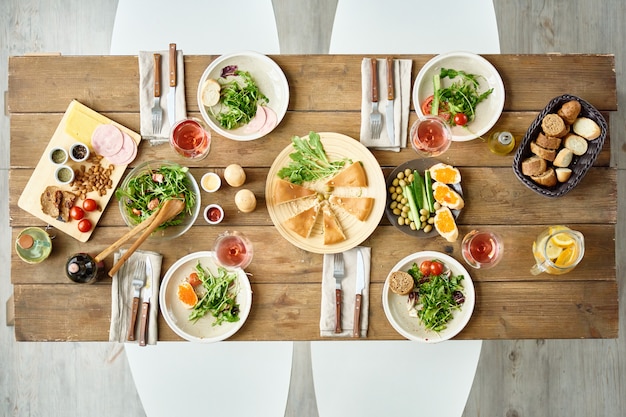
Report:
214,231,253,269
461,230,503,269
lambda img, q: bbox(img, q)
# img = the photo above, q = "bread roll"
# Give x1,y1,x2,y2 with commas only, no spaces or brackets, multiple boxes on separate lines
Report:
553,148,574,167
572,117,601,140
555,167,572,182
531,167,557,187
521,156,548,176
541,114,569,138
563,133,589,156
536,132,562,150
530,141,557,162
388,271,415,295
557,100,582,125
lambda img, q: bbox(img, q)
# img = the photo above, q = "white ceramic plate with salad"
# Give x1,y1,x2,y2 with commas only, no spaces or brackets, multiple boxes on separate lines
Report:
413,51,505,142
382,251,475,343
159,251,252,343
197,51,289,141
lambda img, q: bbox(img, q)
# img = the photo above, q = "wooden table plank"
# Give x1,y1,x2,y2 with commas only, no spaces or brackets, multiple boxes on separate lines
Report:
13,280,618,341
8,55,617,113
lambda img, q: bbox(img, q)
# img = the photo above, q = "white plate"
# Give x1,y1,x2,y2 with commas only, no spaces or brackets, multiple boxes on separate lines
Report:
382,251,475,343
197,51,289,141
413,51,505,141
159,251,252,342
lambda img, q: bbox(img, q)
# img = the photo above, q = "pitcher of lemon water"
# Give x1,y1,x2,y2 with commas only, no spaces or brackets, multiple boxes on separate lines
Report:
530,226,585,275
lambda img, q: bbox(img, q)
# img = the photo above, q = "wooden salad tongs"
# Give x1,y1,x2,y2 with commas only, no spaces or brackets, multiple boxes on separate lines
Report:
94,199,185,277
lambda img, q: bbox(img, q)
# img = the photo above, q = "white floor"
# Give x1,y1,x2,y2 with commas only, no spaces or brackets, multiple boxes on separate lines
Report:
2,1,625,416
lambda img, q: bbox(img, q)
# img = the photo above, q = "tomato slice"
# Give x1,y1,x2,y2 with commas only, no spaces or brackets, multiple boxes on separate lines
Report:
420,95,450,121
187,272,202,287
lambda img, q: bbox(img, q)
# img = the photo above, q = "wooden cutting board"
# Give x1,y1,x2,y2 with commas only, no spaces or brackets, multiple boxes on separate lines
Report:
18,100,141,242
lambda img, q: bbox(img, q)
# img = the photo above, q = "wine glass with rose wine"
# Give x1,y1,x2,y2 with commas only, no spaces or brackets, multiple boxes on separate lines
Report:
214,231,253,269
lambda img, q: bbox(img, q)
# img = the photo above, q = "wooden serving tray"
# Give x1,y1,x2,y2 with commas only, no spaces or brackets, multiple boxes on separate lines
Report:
17,100,141,242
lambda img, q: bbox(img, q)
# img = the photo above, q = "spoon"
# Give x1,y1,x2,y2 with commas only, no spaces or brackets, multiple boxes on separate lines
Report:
107,199,186,277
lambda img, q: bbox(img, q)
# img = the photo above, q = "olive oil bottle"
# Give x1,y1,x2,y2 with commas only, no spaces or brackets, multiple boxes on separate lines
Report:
488,131,516,155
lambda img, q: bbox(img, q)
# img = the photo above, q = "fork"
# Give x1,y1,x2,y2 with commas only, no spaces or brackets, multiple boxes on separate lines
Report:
151,53,163,135
333,252,345,333
369,58,382,139
127,258,146,341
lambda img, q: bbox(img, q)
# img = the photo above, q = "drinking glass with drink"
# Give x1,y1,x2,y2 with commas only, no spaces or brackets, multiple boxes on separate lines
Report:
214,231,253,269
461,230,503,269
410,115,452,157
170,118,211,160
530,226,584,275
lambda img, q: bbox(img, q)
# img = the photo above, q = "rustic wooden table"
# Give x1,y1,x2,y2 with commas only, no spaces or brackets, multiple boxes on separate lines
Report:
7,54,618,341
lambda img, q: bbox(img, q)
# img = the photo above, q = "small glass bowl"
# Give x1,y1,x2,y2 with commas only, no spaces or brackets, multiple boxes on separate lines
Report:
69,142,90,162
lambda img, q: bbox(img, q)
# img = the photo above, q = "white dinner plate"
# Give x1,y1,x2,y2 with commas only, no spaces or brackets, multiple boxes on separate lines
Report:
382,251,475,343
197,51,289,141
159,251,252,342
413,51,505,141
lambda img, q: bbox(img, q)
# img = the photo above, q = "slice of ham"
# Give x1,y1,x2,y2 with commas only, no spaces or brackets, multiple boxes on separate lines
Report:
244,105,267,133
106,132,137,165
91,124,124,157
258,106,278,136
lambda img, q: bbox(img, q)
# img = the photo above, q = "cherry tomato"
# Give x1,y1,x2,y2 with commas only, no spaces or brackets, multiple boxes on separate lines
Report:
69,206,85,220
83,198,98,212
453,113,468,126
420,260,432,276
187,272,202,287
429,261,444,276
77,218,92,233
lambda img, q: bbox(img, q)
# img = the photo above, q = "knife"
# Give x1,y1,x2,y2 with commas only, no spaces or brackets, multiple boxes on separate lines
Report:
353,248,365,338
138,257,153,347
167,43,177,128
385,57,395,146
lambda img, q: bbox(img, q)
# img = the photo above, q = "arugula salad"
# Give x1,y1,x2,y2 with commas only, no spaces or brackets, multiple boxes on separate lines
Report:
277,132,350,185
209,65,269,130
116,163,196,230
187,261,240,326
421,68,494,127
406,259,466,332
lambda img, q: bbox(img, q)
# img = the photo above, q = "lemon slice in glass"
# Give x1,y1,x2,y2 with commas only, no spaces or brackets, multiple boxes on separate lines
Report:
555,246,576,268
545,239,564,260
550,231,575,248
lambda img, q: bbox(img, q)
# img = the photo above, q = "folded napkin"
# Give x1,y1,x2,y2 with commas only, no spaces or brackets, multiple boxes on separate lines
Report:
109,250,163,345
360,58,413,151
320,246,371,337
138,50,187,139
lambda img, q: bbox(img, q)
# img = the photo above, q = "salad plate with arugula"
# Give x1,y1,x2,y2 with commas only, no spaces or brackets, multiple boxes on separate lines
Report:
159,251,252,343
197,51,289,141
382,251,475,343
413,51,505,141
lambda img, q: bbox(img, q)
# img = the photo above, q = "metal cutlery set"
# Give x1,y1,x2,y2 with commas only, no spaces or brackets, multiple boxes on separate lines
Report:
369,57,395,145
333,248,366,337
148,43,177,144
127,256,153,346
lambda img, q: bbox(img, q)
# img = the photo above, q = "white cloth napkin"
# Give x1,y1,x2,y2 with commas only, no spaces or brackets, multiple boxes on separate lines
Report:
320,246,371,337
360,58,413,151
138,50,187,139
109,250,163,345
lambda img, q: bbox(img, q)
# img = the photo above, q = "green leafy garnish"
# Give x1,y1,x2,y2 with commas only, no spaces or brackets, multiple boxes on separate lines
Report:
407,261,465,332
209,70,268,130
115,164,196,230
188,261,240,326
277,132,349,185
431,68,493,126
